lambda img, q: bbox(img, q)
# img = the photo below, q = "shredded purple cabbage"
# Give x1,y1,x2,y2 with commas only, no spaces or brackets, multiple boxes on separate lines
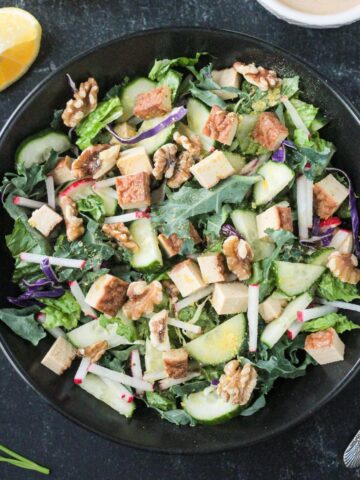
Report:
283,139,296,149
7,297,42,308
211,379,219,386
312,215,321,237
221,224,241,238
22,278,54,291
40,258,59,283
272,144,286,163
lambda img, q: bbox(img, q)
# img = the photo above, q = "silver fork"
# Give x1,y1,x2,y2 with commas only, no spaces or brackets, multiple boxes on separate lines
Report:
344,430,360,468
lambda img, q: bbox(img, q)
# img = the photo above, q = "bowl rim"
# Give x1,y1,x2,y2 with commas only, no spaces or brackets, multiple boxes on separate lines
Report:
257,0,360,27
0,26,359,454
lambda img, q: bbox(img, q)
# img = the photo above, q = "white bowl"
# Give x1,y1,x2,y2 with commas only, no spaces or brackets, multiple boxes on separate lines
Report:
257,0,360,28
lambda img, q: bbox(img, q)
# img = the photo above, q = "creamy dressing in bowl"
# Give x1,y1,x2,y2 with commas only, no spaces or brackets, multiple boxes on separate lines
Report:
280,0,360,15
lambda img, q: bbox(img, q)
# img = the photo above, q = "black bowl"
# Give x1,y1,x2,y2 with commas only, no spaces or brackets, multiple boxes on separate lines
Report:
0,28,359,454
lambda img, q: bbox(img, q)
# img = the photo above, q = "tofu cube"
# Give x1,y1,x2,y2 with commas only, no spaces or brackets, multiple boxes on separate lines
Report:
190,150,235,189
212,68,240,100
211,282,248,315
203,106,238,145
197,253,226,284
85,274,128,316
259,295,288,323
256,204,293,239
158,233,182,258
117,146,153,176
133,85,172,119
163,348,188,379
169,259,206,297
252,112,289,151
28,205,63,237
115,172,151,210
110,121,137,146
50,155,75,185
313,174,349,220
41,337,77,375
304,328,345,365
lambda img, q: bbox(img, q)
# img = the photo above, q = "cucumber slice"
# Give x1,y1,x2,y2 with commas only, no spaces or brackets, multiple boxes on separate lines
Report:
95,186,117,216
136,117,175,154
260,292,313,348
67,319,131,349
231,209,258,243
186,98,214,151
306,247,335,266
223,152,245,173
252,239,275,262
120,77,156,120
236,114,259,152
144,339,164,374
274,261,325,296
253,161,295,206
80,374,135,418
15,129,71,171
182,389,241,425
129,218,163,272
184,314,246,365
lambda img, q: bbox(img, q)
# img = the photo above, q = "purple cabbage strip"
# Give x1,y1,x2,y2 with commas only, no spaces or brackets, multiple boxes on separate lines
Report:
66,73,78,93
106,106,187,145
7,297,42,308
312,215,321,237
272,144,286,163
22,278,54,291
327,167,360,257
221,224,241,238
40,258,59,283
211,379,219,386
283,139,296,149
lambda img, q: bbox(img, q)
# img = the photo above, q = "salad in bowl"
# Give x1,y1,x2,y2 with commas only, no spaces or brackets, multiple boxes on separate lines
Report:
1,53,359,426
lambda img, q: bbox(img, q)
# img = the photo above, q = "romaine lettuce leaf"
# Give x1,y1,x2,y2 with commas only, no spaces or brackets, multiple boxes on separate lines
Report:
317,272,360,302
285,98,318,129
0,306,45,346
148,53,205,80
302,312,359,334
158,69,182,100
281,76,299,98
40,291,81,330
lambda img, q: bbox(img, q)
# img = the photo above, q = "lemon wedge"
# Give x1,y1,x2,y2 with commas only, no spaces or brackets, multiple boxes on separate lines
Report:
0,7,42,91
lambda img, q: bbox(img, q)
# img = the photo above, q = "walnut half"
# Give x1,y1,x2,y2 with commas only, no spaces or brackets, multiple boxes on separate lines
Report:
223,236,253,281
327,251,360,285
102,222,139,252
78,340,108,363
233,61,281,91
59,195,85,242
72,144,120,179
122,281,163,320
217,360,257,405
62,77,99,127
152,143,196,189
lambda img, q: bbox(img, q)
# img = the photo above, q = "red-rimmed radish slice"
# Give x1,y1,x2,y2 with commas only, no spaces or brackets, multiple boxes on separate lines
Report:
20,253,86,269
247,284,259,352
68,280,97,318
45,175,56,209
36,312,66,339
102,378,134,403
158,371,201,391
59,178,95,201
317,298,360,313
287,320,303,340
297,305,337,323
88,363,153,391
282,97,310,136
104,210,150,224
93,177,120,189
297,175,312,239
174,285,214,312
74,356,91,385
13,196,46,209
168,318,202,334
305,178,313,228
320,217,341,230
130,349,144,397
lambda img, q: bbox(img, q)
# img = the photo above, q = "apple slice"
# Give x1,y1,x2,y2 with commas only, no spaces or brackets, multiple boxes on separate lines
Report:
59,178,95,201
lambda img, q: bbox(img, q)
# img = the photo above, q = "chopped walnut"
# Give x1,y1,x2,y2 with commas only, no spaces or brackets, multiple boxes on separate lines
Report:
62,77,99,127
162,280,180,304
173,131,202,157
59,195,85,242
217,360,257,405
78,340,108,363
163,348,188,379
153,144,195,189
122,281,163,320
203,105,238,146
71,144,120,179
223,236,253,281
327,252,360,285
233,61,281,91
102,222,139,252
167,151,195,189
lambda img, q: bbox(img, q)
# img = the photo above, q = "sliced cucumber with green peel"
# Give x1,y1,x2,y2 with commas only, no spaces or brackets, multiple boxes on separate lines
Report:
120,77,156,120
274,261,325,296
144,339,164,375
136,117,174,154
231,209,258,243
236,114,259,152
306,247,335,266
95,186,117,216
130,218,163,272
15,129,71,171
261,292,313,348
253,161,295,206
67,319,131,349
184,314,246,365
186,98,214,151
223,152,245,173
252,239,275,262
80,374,135,418
182,389,241,425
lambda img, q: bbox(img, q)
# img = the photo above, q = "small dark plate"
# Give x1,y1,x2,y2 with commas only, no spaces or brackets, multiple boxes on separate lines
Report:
0,28,359,454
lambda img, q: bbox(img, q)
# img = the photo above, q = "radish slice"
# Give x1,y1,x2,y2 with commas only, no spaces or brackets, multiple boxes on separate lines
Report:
20,253,86,269
74,357,91,384
102,378,134,403
12,196,46,209
102,188,118,200
158,372,201,391
88,363,153,391
297,175,309,240
174,285,214,312
247,284,259,352
104,210,150,224
287,320,303,340
320,217,341,230
45,176,56,210
130,349,144,396
68,280,97,318
317,299,360,313
282,97,310,136
36,313,66,339
168,318,202,334
297,305,337,322
93,177,120,189
305,177,313,228
143,371,167,382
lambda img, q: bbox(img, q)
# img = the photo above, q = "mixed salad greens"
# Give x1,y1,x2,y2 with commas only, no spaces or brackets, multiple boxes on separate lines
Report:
1,53,359,426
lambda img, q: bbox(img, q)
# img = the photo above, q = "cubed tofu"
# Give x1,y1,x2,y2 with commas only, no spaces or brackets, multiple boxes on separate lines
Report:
259,295,288,323
169,259,206,297
197,253,226,284
256,204,293,239
304,328,345,365
212,68,240,100
115,172,151,210
203,105,238,145
190,150,235,189
133,85,172,119
41,336,77,375
28,205,63,237
149,310,170,352
211,282,248,315
158,233,182,258
117,146,153,176
252,112,288,151
85,274,128,316
110,121,137,146
313,174,349,220
51,155,75,185
163,348,188,379
93,145,120,179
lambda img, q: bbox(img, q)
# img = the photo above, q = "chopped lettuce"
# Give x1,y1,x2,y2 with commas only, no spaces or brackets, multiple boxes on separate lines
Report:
285,98,318,130
0,306,45,346
40,291,81,330
145,391,177,411
148,52,205,80
317,272,360,302
281,76,299,98
98,313,137,342
76,194,105,222
302,312,359,334
158,69,182,100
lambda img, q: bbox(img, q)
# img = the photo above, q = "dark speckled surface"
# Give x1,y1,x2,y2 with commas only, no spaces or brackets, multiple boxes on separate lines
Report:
0,1,359,479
